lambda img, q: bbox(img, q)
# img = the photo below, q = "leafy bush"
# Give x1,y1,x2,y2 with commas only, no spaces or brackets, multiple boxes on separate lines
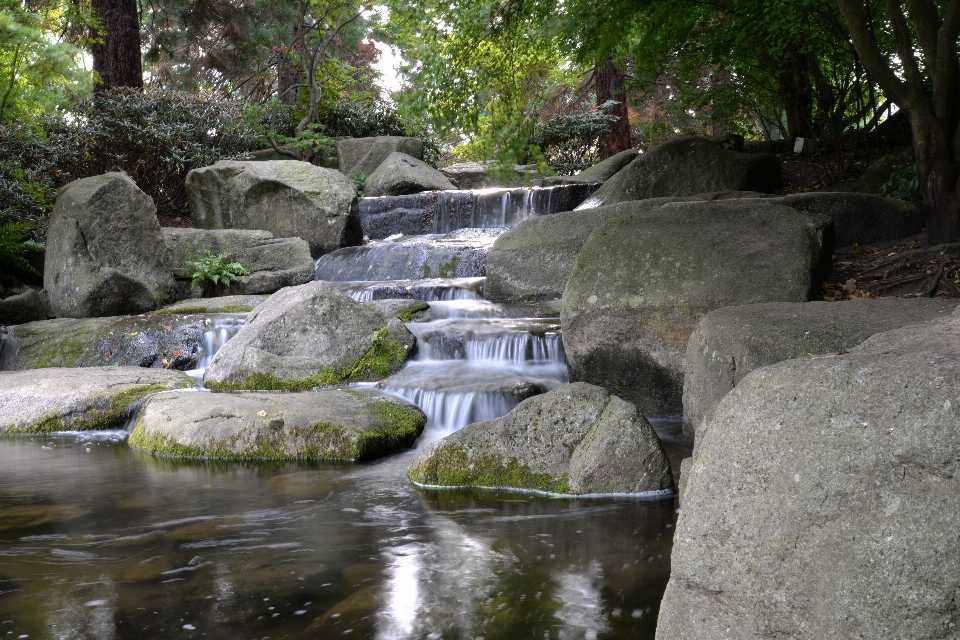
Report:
185,251,250,296
882,150,922,202
0,88,264,230
0,222,43,296
531,100,621,175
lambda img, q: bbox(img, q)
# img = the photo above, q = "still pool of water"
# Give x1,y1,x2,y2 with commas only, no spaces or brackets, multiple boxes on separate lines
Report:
0,420,687,640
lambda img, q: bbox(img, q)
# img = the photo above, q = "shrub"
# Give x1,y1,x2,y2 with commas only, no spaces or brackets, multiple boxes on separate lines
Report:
186,251,251,297
531,100,621,175
882,150,922,202
0,222,43,296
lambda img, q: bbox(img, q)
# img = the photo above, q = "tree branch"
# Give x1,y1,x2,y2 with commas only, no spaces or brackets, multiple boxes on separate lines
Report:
837,0,910,107
933,0,960,122
903,0,941,63
886,0,926,89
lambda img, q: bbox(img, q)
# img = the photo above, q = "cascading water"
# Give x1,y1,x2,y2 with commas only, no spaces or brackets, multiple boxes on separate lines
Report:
186,315,247,378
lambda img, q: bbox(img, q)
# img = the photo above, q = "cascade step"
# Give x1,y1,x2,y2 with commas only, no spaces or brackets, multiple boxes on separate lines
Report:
407,318,564,366
330,277,485,302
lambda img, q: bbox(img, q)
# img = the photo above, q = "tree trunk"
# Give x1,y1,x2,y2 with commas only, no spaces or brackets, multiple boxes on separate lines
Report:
278,23,302,107
912,116,960,243
91,0,143,91
595,59,631,159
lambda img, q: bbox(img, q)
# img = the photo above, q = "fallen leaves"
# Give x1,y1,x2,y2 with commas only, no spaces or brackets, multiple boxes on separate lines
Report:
822,279,870,301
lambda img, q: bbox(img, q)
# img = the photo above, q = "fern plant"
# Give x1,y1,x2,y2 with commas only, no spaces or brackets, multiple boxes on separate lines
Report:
0,222,43,297
185,251,250,297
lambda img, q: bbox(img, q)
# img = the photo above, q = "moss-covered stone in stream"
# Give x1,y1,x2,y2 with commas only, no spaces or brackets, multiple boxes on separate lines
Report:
2,381,189,434
154,304,255,314
408,443,571,494
438,255,460,278
203,338,407,392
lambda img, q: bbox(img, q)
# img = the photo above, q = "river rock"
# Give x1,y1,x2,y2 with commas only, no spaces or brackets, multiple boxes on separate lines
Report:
439,161,547,189
129,388,426,461
0,314,213,371
185,160,361,257
314,229,499,281
657,310,960,639
769,191,922,246
203,281,415,391
337,136,424,178
0,367,191,433
163,228,314,298
683,297,959,439
44,172,176,318
561,200,833,417
540,149,640,186
408,383,673,495
576,137,782,209
0,288,47,325
156,295,267,314
363,152,455,197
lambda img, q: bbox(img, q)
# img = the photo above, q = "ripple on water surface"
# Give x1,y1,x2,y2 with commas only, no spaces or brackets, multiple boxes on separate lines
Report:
0,429,684,639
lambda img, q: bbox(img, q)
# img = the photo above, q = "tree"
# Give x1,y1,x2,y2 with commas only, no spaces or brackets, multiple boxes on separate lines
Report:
595,59,631,157
91,0,143,90
838,0,960,243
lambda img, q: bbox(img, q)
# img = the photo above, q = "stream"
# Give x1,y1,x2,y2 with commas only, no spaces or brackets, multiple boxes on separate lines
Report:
0,185,690,639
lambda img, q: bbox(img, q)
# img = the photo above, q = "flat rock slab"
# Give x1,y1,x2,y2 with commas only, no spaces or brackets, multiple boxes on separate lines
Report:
0,367,191,433
658,310,960,639
186,160,361,258
683,298,959,438
129,388,426,461
203,281,415,391
771,192,921,246
408,382,673,495
163,228,314,297
157,295,267,314
561,199,833,417
1,314,213,371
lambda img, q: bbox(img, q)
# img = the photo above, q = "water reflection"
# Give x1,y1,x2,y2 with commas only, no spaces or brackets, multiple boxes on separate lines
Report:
0,431,681,639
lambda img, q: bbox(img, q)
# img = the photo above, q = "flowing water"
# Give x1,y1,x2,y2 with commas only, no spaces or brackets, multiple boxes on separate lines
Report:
0,185,690,639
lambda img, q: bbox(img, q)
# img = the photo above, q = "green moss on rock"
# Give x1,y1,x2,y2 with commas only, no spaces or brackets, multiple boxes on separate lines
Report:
409,443,570,494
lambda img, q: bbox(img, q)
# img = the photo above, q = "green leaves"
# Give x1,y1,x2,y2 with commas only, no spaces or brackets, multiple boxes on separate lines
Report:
185,251,251,296
0,222,43,296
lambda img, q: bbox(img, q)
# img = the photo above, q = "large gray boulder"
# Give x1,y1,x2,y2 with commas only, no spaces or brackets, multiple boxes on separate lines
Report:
129,388,426,461
773,192,921,246
561,200,833,417
156,295,267,314
684,298,959,439
0,367,191,433
540,149,640,186
363,152,455,197
203,281,415,391
408,383,673,495
657,309,960,639
44,173,176,318
0,314,219,371
337,136,423,178
163,228,314,298
0,288,47,325
576,137,782,209
185,160,361,257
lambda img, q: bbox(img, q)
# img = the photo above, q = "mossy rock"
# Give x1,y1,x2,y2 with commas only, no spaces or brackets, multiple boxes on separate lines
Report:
408,382,673,495
0,367,192,433
203,281,415,391
129,388,425,461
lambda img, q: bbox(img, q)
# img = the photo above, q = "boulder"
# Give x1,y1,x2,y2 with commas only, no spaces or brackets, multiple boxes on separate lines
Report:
0,314,214,371
313,229,499,281
44,172,176,318
363,152,455,197
539,149,640,186
0,367,191,433
773,191,922,246
829,151,912,196
163,228,314,298
203,281,415,391
185,160,361,257
657,309,960,639
156,295,267,314
561,200,833,417
0,288,47,325
576,137,782,209
337,136,424,178
244,142,339,169
439,161,547,190
129,388,426,461
407,383,673,495
683,298,958,439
